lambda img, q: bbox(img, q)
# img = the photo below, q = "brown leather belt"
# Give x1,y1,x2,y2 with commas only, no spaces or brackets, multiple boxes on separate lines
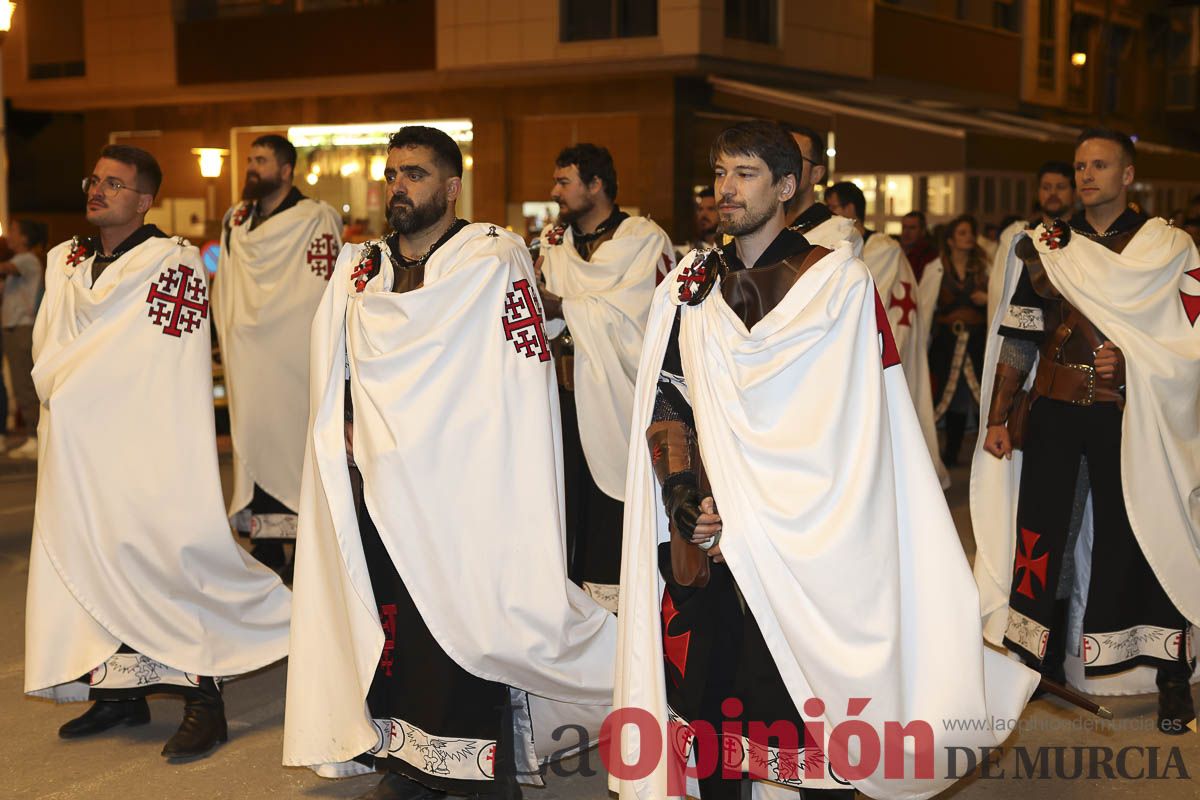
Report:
1032,360,1123,406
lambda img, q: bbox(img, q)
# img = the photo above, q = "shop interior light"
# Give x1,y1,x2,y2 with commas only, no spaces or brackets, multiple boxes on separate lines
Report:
0,3,15,33
192,148,229,179
1071,52,1087,67
369,155,387,181
288,120,473,148
305,172,319,186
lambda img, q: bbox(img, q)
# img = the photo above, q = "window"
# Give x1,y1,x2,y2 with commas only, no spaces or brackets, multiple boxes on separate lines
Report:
1036,0,1056,91
1167,7,1199,110
560,0,657,42
1102,26,1134,117
27,0,85,80
1067,14,1095,111
725,0,777,45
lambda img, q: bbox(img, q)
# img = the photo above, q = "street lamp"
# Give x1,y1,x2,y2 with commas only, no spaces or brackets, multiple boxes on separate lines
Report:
192,147,229,228
0,3,16,237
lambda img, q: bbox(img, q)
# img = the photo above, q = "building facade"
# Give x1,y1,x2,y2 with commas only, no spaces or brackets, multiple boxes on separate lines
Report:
8,0,1200,247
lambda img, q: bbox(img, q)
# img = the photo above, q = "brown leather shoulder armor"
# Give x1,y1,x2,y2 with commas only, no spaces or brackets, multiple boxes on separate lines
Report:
721,245,830,330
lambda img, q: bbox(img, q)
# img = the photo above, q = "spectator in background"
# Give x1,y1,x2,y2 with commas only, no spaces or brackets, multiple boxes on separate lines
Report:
928,214,989,467
1,219,47,459
899,210,937,281
677,186,720,260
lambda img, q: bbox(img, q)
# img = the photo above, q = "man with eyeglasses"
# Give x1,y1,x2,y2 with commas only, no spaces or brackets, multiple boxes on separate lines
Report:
24,145,291,761
212,134,342,580
782,125,861,257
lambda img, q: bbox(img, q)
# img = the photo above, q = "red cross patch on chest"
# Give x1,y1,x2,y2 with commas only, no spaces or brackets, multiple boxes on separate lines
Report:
146,264,209,337
307,233,338,280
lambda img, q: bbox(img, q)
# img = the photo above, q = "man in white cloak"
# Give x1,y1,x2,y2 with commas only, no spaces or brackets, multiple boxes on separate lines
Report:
25,145,291,760
826,180,948,488
974,129,1198,732
613,120,1038,800
782,126,861,256
213,134,343,577
537,143,674,611
284,126,615,800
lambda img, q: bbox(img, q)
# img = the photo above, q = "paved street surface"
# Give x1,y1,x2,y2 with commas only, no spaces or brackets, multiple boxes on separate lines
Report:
0,451,1196,799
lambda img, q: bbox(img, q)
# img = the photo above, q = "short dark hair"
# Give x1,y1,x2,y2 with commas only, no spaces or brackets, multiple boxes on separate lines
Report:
696,186,715,200
1000,214,1023,230
1077,127,1136,165
251,134,297,171
1037,160,1075,188
789,125,827,171
555,143,618,202
902,210,927,227
15,219,48,250
388,126,464,178
99,144,163,197
826,180,865,221
709,120,803,188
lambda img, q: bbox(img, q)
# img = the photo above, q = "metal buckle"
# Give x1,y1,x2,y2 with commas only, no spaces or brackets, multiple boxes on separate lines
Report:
1064,362,1096,406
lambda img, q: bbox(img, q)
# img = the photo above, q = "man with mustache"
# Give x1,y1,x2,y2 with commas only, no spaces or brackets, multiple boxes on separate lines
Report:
535,143,673,611
976,129,1198,731
286,126,615,800
986,161,1076,326
213,135,342,579
25,145,291,760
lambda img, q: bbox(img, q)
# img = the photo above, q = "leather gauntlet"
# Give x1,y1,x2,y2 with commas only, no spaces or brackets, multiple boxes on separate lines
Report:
987,363,1027,427
647,420,710,588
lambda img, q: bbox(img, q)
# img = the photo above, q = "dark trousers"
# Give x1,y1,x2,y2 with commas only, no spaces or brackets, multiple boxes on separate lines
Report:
559,387,624,586
1007,399,1191,676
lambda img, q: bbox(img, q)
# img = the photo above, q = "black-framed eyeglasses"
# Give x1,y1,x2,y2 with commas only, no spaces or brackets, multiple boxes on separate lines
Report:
82,176,143,197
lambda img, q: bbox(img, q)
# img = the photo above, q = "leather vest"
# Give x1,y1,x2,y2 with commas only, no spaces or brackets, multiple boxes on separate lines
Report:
718,246,831,330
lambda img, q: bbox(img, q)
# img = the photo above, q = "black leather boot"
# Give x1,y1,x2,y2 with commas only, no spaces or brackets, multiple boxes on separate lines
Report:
59,698,150,739
161,697,228,759
1156,666,1196,736
354,772,446,800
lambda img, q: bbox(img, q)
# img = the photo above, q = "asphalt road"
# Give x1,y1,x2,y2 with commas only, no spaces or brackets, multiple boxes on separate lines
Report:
0,458,1195,799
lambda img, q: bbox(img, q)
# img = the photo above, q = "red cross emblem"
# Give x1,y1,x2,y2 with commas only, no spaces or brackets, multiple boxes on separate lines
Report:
501,278,550,362
661,591,691,684
1038,219,1070,250
307,233,338,280
145,265,209,337
676,258,706,302
351,246,380,293
65,238,92,267
545,225,565,246
477,743,496,778
378,603,397,677
1181,267,1200,327
231,203,251,227
1013,527,1049,600
888,280,917,327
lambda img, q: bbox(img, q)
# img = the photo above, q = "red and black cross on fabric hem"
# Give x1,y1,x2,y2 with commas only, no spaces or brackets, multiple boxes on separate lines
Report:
307,233,338,280
888,280,917,327
661,591,691,686
501,278,550,362
378,603,398,677
145,264,209,337
1014,527,1049,600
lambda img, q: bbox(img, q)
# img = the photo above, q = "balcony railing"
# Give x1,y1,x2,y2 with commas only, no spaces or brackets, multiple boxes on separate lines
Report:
177,0,405,22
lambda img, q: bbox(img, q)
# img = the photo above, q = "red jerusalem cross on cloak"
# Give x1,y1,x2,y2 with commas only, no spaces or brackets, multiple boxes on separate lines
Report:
501,278,550,362
1014,527,1049,600
888,280,917,327
1181,267,1200,327
307,233,338,280
146,264,209,337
